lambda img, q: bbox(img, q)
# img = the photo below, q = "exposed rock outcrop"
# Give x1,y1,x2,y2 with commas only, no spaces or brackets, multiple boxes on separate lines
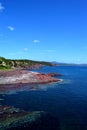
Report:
47,73,62,77
0,70,61,84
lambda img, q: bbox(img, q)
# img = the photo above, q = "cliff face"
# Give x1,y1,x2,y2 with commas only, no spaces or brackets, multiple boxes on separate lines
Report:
0,57,52,70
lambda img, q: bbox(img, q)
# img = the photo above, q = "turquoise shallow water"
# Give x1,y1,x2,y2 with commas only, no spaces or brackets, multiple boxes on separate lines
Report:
0,66,87,130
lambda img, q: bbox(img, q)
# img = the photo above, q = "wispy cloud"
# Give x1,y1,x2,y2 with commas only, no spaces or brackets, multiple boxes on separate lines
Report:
0,3,5,12
8,49,29,56
32,40,40,43
24,48,28,51
8,26,15,31
8,52,23,56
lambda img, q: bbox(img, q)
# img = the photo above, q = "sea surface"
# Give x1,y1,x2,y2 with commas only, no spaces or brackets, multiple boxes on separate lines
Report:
0,66,87,130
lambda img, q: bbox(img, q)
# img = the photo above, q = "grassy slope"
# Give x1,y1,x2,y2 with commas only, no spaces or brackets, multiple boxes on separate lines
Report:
0,56,52,70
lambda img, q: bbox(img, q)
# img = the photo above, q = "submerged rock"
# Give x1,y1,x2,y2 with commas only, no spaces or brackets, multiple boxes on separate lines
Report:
0,105,45,130
0,105,60,130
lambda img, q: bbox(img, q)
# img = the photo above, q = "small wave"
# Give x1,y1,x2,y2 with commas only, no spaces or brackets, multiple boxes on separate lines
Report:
59,79,72,84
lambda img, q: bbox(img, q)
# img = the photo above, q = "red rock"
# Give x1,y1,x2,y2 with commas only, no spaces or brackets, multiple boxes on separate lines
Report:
0,70,62,85
36,73,59,83
47,73,62,77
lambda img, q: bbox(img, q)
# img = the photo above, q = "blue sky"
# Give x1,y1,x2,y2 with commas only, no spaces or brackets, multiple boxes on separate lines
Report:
0,0,87,63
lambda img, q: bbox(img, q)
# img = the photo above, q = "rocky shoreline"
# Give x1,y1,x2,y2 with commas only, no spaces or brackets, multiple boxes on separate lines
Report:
0,70,62,85
0,69,61,129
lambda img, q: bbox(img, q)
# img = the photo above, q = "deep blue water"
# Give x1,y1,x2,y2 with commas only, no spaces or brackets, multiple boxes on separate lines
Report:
1,66,87,130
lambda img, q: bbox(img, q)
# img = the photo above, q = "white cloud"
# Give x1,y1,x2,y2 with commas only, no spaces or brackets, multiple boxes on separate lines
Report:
24,48,28,51
0,3,5,12
32,40,40,43
8,26,15,31
8,52,23,56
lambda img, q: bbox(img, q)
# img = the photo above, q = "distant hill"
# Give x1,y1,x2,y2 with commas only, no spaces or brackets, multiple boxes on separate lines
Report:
0,56,52,70
51,61,87,66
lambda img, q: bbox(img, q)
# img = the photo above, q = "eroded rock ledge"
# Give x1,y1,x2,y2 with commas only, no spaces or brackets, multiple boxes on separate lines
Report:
0,70,62,84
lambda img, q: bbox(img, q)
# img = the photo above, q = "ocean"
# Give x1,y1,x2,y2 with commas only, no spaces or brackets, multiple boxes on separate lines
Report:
0,66,87,130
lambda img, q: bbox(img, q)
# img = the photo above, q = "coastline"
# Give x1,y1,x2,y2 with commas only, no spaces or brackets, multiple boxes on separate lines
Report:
0,69,62,85
0,68,62,129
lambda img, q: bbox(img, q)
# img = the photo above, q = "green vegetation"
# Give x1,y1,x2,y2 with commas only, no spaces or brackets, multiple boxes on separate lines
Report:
0,56,52,70
0,65,11,70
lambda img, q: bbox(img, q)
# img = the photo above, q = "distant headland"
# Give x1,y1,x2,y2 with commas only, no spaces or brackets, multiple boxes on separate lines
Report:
0,56,55,70
0,56,62,86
